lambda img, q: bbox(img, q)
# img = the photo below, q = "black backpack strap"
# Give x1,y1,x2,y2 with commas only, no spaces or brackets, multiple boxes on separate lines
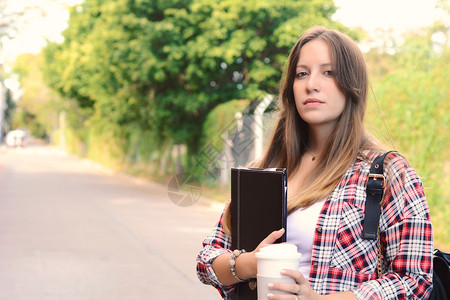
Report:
434,249,450,265
362,151,395,240
430,253,450,300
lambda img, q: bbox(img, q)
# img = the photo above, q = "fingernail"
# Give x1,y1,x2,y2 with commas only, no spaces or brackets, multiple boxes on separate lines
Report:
267,293,274,299
268,282,274,288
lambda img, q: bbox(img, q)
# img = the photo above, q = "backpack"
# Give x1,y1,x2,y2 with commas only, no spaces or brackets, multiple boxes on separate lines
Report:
429,249,450,300
362,152,450,299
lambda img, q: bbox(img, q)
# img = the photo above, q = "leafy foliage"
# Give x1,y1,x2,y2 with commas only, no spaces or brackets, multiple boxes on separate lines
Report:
2,88,16,134
12,53,56,139
365,27,450,247
41,0,344,173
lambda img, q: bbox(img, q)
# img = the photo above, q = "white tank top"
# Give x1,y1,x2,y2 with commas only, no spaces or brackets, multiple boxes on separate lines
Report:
286,199,325,281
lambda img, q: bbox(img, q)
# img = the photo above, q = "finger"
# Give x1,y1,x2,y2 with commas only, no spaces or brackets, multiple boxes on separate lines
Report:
261,228,285,244
267,294,296,300
280,269,308,285
267,291,298,300
268,281,301,295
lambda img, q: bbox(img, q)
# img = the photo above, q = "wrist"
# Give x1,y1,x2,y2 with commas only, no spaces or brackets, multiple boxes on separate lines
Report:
228,250,247,282
235,252,257,280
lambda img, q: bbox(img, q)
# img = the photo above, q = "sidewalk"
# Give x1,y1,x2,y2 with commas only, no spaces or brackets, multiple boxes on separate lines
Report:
0,143,223,300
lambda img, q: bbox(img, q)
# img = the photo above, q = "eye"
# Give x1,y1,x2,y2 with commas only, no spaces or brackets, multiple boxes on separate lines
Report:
324,70,334,76
295,71,308,78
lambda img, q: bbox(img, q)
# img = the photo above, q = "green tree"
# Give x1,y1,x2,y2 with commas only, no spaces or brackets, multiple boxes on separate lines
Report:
13,53,57,139
3,88,15,133
151,0,350,172
90,0,343,169
42,0,349,174
366,25,450,247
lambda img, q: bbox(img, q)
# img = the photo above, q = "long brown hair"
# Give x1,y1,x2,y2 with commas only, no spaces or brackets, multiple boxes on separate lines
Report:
223,26,381,234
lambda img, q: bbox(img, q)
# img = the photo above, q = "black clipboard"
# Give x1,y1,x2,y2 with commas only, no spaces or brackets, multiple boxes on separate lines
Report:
230,167,287,300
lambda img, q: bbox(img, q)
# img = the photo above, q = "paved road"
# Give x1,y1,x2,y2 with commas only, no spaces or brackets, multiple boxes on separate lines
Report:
0,145,224,300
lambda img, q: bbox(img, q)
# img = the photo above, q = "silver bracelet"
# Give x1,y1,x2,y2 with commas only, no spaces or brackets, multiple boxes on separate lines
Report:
228,249,247,282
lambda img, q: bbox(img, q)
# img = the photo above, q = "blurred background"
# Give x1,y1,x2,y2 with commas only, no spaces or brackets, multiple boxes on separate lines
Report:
0,0,448,298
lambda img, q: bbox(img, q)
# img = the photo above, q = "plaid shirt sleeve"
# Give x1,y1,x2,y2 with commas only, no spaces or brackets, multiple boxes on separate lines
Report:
352,153,433,299
310,152,433,300
196,205,235,299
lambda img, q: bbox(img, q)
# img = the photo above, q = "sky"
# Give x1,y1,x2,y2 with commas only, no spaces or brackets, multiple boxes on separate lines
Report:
0,0,82,65
0,0,440,66
333,0,437,31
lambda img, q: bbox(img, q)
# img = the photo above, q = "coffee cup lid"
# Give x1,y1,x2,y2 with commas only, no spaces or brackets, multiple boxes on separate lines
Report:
255,243,302,259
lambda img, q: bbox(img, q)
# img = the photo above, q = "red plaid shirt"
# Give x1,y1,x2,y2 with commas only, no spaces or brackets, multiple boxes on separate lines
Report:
196,152,433,299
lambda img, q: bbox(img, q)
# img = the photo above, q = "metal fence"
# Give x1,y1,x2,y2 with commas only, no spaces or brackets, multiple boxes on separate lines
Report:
198,112,278,186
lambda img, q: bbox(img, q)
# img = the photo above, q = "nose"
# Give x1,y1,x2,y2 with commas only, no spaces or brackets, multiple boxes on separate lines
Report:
306,72,320,93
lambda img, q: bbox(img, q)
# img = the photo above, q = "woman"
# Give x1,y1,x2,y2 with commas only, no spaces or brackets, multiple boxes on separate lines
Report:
196,26,433,300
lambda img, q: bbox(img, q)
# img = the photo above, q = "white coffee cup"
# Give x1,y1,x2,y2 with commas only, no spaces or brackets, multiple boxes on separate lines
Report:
255,244,302,300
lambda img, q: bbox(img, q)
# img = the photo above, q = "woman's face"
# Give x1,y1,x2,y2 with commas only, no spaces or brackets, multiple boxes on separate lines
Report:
293,39,346,131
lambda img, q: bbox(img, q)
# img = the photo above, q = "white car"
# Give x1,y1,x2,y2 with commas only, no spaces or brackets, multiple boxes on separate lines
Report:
5,129,27,148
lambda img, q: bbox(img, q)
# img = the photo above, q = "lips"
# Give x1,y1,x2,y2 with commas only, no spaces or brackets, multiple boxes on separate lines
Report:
303,98,324,105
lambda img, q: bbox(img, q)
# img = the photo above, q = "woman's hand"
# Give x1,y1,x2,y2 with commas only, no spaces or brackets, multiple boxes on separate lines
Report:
267,269,357,300
267,269,321,300
238,228,286,279
213,228,286,284
251,228,286,256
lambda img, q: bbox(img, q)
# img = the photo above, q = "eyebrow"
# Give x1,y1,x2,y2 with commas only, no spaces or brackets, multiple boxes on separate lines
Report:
296,63,332,69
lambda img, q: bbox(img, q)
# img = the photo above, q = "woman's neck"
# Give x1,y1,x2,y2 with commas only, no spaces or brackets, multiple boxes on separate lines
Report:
308,124,334,155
